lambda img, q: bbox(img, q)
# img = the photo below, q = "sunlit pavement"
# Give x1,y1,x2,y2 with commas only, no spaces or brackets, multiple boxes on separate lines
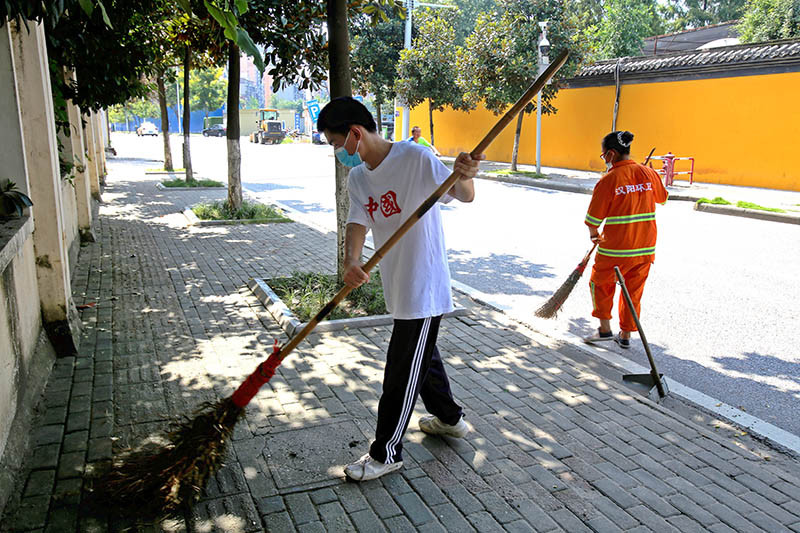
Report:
3,141,800,531
120,133,800,439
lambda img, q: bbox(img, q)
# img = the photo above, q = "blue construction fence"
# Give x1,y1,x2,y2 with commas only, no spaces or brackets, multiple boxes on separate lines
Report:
110,106,223,133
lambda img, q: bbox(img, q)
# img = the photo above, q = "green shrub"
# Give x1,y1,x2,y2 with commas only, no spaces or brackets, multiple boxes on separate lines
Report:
192,200,291,221
269,271,387,322
161,178,225,188
696,197,732,206
735,201,785,213
488,169,546,179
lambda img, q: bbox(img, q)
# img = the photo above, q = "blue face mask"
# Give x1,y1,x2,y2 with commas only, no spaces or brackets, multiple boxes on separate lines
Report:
334,131,363,168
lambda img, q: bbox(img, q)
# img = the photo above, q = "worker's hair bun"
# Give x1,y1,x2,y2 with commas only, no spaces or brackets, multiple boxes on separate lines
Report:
603,130,634,155
617,131,634,147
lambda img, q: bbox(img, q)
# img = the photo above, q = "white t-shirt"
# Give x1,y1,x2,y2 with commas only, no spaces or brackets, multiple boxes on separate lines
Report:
347,141,454,320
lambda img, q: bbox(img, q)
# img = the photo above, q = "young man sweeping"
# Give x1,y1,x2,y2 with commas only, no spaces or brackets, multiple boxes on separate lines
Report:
317,97,484,481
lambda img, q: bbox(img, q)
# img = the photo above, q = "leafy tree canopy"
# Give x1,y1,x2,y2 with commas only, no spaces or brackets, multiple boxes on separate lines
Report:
668,0,747,30
351,16,404,108
586,0,665,59
738,0,800,42
395,11,469,113
190,67,226,116
458,0,588,115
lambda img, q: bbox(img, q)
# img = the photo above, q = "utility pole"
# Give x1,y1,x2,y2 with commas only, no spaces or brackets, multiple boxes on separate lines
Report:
535,21,550,174
399,0,456,141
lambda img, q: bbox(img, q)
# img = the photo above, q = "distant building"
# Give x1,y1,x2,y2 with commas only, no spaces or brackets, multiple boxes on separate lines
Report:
641,22,740,56
239,53,265,108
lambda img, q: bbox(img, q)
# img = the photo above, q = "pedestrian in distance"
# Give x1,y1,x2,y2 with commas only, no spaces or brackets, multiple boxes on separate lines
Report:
583,130,668,349
407,125,441,156
317,97,485,481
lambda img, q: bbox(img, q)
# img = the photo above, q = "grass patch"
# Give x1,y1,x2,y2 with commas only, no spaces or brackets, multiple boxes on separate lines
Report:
269,271,386,321
192,200,291,222
488,169,547,179
162,178,225,188
280,137,294,144
697,197,787,213
696,196,732,206
735,201,786,213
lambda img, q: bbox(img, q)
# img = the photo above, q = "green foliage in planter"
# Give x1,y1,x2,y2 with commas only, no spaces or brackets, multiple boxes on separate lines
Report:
0,180,33,217
269,271,387,322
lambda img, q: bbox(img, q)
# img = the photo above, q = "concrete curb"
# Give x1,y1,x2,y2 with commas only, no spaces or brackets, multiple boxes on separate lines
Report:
476,172,699,202
146,170,199,175
450,279,800,457
248,277,468,338
156,182,225,191
477,172,592,195
181,207,291,226
694,202,800,225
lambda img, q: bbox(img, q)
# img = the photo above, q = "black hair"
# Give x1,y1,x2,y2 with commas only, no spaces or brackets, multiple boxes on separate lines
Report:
602,130,634,155
316,97,377,135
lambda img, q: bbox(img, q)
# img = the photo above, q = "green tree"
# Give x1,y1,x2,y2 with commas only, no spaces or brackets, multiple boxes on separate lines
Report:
668,0,747,31
447,0,498,45
190,67,226,118
395,12,469,146
588,0,664,59
458,0,587,170
236,0,399,279
351,16,404,136
739,0,800,42
243,95,260,109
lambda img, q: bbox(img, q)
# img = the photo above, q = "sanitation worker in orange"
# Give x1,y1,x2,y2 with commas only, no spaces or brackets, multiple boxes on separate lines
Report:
582,131,668,349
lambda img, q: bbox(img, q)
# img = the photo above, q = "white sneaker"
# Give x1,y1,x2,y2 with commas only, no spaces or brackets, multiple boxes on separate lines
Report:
419,415,469,438
344,453,403,481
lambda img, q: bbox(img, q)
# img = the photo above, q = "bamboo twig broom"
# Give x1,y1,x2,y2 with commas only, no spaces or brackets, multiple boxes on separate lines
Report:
94,50,570,518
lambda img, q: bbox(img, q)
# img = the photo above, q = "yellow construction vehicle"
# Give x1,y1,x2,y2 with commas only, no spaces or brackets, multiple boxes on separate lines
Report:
249,108,286,145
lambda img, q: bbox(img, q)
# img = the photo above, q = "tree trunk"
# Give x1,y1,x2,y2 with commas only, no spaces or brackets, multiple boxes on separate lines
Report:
376,99,382,138
511,110,524,171
327,0,353,283
227,42,242,211
428,101,434,146
156,73,173,171
182,46,193,183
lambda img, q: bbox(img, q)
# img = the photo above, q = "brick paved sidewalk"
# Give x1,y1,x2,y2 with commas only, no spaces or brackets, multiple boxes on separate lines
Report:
3,160,800,532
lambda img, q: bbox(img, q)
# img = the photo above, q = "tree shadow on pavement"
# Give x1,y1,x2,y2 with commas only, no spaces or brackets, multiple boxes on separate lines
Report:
564,316,800,436
448,249,556,297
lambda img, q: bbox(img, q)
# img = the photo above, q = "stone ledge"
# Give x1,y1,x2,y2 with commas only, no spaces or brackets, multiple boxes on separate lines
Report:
182,207,291,226
694,202,800,225
0,216,33,274
248,277,469,338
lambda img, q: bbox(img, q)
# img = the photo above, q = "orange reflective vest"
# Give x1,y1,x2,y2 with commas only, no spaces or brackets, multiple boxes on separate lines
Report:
585,159,668,262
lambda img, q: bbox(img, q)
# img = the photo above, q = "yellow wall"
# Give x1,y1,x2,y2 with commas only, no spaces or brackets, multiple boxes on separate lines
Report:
405,72,800,191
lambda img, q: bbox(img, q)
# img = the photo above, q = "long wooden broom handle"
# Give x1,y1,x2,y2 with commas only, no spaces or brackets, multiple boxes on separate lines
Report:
277,50,570,360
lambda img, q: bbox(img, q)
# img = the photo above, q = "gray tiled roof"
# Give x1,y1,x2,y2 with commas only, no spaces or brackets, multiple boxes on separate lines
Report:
575,39,800,79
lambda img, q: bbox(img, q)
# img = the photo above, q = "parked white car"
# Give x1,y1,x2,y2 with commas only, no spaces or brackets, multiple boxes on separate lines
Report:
136,122,158,136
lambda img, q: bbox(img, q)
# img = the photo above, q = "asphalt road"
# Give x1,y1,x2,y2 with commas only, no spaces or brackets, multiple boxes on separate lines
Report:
114,133,800,437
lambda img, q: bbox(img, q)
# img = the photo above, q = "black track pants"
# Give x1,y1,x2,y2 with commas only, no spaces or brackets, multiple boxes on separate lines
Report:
369,315,463,464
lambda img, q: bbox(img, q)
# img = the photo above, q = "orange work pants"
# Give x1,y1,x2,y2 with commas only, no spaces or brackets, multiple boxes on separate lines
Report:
589,257,652,332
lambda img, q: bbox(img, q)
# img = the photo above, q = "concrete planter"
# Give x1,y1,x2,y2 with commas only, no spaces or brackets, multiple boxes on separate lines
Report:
248,277,469,337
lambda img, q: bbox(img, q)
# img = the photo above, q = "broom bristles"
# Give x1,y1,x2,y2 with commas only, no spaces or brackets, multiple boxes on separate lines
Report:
89,397,244,518
535,267,585,319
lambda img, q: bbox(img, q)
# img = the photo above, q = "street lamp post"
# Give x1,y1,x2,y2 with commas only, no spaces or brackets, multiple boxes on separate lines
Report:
536,21,550,174
399,0,457,141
